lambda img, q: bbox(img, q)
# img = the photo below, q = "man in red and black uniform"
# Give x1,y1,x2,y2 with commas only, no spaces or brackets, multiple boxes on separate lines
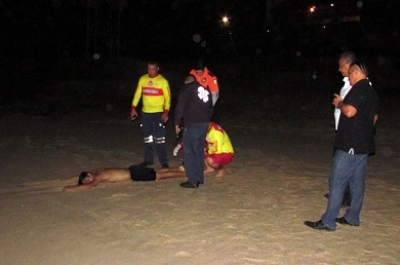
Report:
189,60,219,106
130,61,171,168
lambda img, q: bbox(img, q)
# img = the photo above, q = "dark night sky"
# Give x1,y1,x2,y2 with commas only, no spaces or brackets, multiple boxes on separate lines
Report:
1,0,399,62
0,0,399,116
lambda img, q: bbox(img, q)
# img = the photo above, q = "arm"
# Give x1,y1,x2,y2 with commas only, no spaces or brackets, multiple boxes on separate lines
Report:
62,177,102,191
130,79,143,120
373,115,378,126
173,86,188,126
206,130,223,155
162,79,171,123
207,73,219,105
333,94,357,117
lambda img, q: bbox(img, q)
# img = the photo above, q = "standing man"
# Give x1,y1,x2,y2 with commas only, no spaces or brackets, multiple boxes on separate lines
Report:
332,51,358,206
130,61,171,168
190,59,219,106
174,75,214,188
304,61,379,231
334,52,357,131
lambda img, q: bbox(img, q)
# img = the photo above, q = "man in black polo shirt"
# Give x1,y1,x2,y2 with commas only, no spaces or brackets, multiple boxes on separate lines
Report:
304,61,379,231
174,75,214,188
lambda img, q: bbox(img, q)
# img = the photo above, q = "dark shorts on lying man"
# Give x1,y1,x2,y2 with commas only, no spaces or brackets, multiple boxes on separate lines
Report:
128,165,156,181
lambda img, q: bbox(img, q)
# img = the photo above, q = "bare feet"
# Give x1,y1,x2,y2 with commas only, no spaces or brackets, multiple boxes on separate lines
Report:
215,167,226,178
204,168,215,174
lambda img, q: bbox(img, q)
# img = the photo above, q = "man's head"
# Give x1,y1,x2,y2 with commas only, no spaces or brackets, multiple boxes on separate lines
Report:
338,52,357,77
77,172,95,185
147,61,160,78
78,172,88,185
194,59,205,76
349,61,368,86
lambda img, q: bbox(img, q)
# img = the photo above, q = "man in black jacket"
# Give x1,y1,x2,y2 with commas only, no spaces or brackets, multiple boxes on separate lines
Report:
174,75,214,188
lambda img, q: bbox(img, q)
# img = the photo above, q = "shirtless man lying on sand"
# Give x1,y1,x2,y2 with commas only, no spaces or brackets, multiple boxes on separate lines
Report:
63,165,185,191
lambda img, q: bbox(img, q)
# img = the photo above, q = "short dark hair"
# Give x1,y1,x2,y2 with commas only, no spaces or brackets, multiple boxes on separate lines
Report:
194,59,205,70
147,60,159,66
78,171,89,185
350,61,368,76
340,51,357,64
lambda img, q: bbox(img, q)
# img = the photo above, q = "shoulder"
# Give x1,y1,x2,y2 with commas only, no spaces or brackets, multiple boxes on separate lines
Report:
210,123,224,133
138,74,149,83
353,79,374,94
186,81,202,89
156,74,169,82
207,71,216,77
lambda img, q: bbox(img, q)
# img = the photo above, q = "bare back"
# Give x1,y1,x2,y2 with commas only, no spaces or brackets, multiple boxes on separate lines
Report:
63,168,131,191
94,168,131,183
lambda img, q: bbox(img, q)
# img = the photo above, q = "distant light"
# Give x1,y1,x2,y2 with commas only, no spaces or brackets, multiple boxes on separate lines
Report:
309,6,316,12
222,16,229,24
93,53,100,60
192,34,202,43
105,103,113,111
331,3,334,7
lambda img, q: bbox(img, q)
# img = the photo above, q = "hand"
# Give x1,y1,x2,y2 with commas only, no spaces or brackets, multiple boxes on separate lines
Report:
130,109,138,120
332,93,343,108
173,143,182,156
175,125,182,135
162,112,169,123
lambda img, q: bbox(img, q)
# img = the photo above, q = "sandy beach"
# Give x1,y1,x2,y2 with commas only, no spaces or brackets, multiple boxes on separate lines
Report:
1,0,399,263
1,84,399,265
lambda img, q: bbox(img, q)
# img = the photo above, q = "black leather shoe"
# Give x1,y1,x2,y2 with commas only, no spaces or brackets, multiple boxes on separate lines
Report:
180,181,199,189
304,220,334,231
198,181,204,185
335,217,359,226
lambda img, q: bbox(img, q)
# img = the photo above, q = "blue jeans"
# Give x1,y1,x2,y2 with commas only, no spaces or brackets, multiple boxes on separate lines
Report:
141,112,168,165
183,123,208,184
321,150,368,230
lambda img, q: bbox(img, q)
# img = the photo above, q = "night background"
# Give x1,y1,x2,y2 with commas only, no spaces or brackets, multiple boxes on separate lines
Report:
1,2,400,263
1,0,399,116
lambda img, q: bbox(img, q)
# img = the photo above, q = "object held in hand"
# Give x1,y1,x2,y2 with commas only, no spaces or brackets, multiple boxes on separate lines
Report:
173,143,183,156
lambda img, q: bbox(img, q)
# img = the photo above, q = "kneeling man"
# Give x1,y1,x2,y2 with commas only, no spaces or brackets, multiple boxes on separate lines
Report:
204,122,234,177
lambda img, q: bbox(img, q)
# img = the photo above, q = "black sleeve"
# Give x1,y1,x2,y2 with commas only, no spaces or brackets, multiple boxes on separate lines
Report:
174,86,188,125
